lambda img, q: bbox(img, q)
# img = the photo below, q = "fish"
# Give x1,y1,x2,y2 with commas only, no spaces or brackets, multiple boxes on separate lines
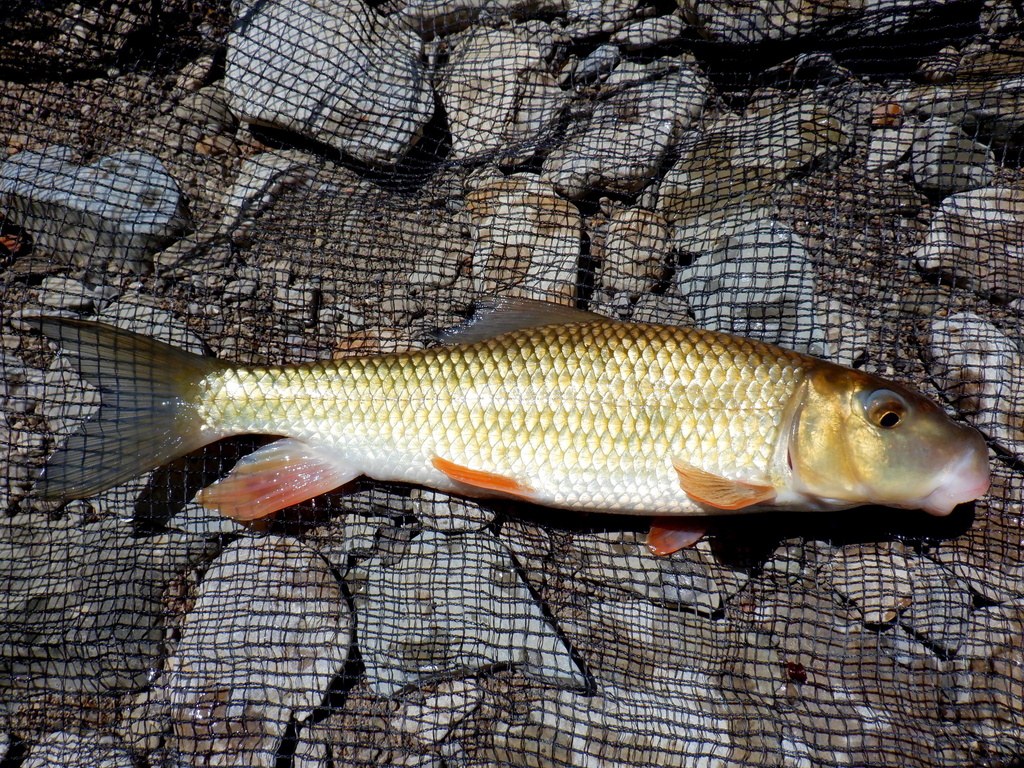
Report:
27,298,990,554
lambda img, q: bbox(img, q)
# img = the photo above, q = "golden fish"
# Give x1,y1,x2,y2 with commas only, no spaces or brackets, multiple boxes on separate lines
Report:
29,299,990,553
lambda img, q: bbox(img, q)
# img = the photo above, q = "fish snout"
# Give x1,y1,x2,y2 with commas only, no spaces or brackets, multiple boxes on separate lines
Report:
919,429,991,516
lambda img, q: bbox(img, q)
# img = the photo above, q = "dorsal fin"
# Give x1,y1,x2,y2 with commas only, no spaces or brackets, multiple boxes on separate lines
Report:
438,297,611,346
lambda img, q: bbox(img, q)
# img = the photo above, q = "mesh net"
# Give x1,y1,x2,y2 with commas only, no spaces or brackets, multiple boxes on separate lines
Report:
1,0,1022,765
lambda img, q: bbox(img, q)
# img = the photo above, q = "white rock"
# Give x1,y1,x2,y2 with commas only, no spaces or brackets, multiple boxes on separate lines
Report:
466,176,583,302
865,126,916,171
543,65,708,199
356,529,587,696
914,186,1024,298
674,216,826,354
226,0,433,165
925,312,1023,457
907,119,996,194
220,149,315,232
610,14,687,49
22,731,133,768
438,28,566,162
394,680,484,745
0,147,189,273
164,536,351,761
592,207,670,300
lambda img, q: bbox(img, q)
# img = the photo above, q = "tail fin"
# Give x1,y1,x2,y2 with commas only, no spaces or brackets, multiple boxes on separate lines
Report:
27,317,230,500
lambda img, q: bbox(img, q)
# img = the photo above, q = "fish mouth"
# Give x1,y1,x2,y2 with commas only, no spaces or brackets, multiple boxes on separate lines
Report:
916,433,991,516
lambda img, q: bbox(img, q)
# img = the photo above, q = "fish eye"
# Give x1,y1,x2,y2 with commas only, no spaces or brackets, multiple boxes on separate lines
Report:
860,389,908,429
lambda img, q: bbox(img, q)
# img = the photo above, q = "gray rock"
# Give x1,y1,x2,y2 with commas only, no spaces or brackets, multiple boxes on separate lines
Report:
226,0,433,166
466,175,583,303
591,207,671,302
396,0,565,37
829,542,914,625
610,14,687,50
543,65,708,199
906,119,996,195
0,146,189,273
439,27,566,163
899,558,972,654
0,516,206,704
355,529,586,696
673,216,826,354
915,187,1024,299
925,312,1022,457
393,680,484,745
22,731,133,768
163,536,351,764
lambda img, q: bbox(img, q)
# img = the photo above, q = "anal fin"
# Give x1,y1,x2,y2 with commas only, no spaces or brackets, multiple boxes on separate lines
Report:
647,517,707,555
432,456,536,501
197,438,360,521
673,458,776,510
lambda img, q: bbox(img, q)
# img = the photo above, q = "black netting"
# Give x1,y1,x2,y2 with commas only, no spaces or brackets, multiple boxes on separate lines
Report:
1,0,1022,765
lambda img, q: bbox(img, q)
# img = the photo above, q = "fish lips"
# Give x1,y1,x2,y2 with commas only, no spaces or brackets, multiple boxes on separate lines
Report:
915,432,991,516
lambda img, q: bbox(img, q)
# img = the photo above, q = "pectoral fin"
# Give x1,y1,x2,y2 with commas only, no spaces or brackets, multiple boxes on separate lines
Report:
647,517,707,555
197,438,360,521
432,456,537,501
672,458,776,510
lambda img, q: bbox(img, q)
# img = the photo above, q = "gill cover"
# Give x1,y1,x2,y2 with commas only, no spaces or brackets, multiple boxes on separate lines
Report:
788,362,989,514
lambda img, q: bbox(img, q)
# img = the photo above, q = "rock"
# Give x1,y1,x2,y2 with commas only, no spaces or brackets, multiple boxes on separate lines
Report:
393,680,484,745
0,516,205,706
677,0,947,44
591,207,671,302
0,146,189,273
22,731,133,768
561,43,621,86
673,216,826,354
163,536,351,764
225,0,433,165
438,27,566,163
899,558,971,655
943,600,1024,753
564,0,639,38
915,187,1024,299
829,542,914,625
34,276,98,312
396,0,564,37
466,175,583,302
610,14,687,50
354,529,587,696
906,119,996,195
865,125,915,171
925,312,1023,457
542,65,709,199
219,150,314,235
661,102,847,251
172,83,237,132
408,487,494,533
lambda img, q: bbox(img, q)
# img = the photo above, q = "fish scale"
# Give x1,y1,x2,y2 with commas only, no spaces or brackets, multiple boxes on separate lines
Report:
196,321,811,514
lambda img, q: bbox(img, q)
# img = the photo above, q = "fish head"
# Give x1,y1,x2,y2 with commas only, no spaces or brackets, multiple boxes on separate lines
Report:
788,363,990,515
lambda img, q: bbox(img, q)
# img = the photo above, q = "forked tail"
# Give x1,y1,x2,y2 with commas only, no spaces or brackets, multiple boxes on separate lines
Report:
27,317,230,500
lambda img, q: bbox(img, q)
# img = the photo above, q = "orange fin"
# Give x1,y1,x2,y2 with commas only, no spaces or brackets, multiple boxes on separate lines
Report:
672,458,776,510
431,456,536,501
647,517,707,555
197,438,360,521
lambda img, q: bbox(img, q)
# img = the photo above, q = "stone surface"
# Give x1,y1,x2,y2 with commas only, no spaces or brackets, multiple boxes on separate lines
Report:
673,216,826,354
439,27,565,163
466,175,583,302
915,187,1024,299
162,536,351,763
543,65,708,199
22,731,134,768
226,0,433,165
354,529,586,696
906,119,997,194
925,312,1023,457
0,146,189,273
